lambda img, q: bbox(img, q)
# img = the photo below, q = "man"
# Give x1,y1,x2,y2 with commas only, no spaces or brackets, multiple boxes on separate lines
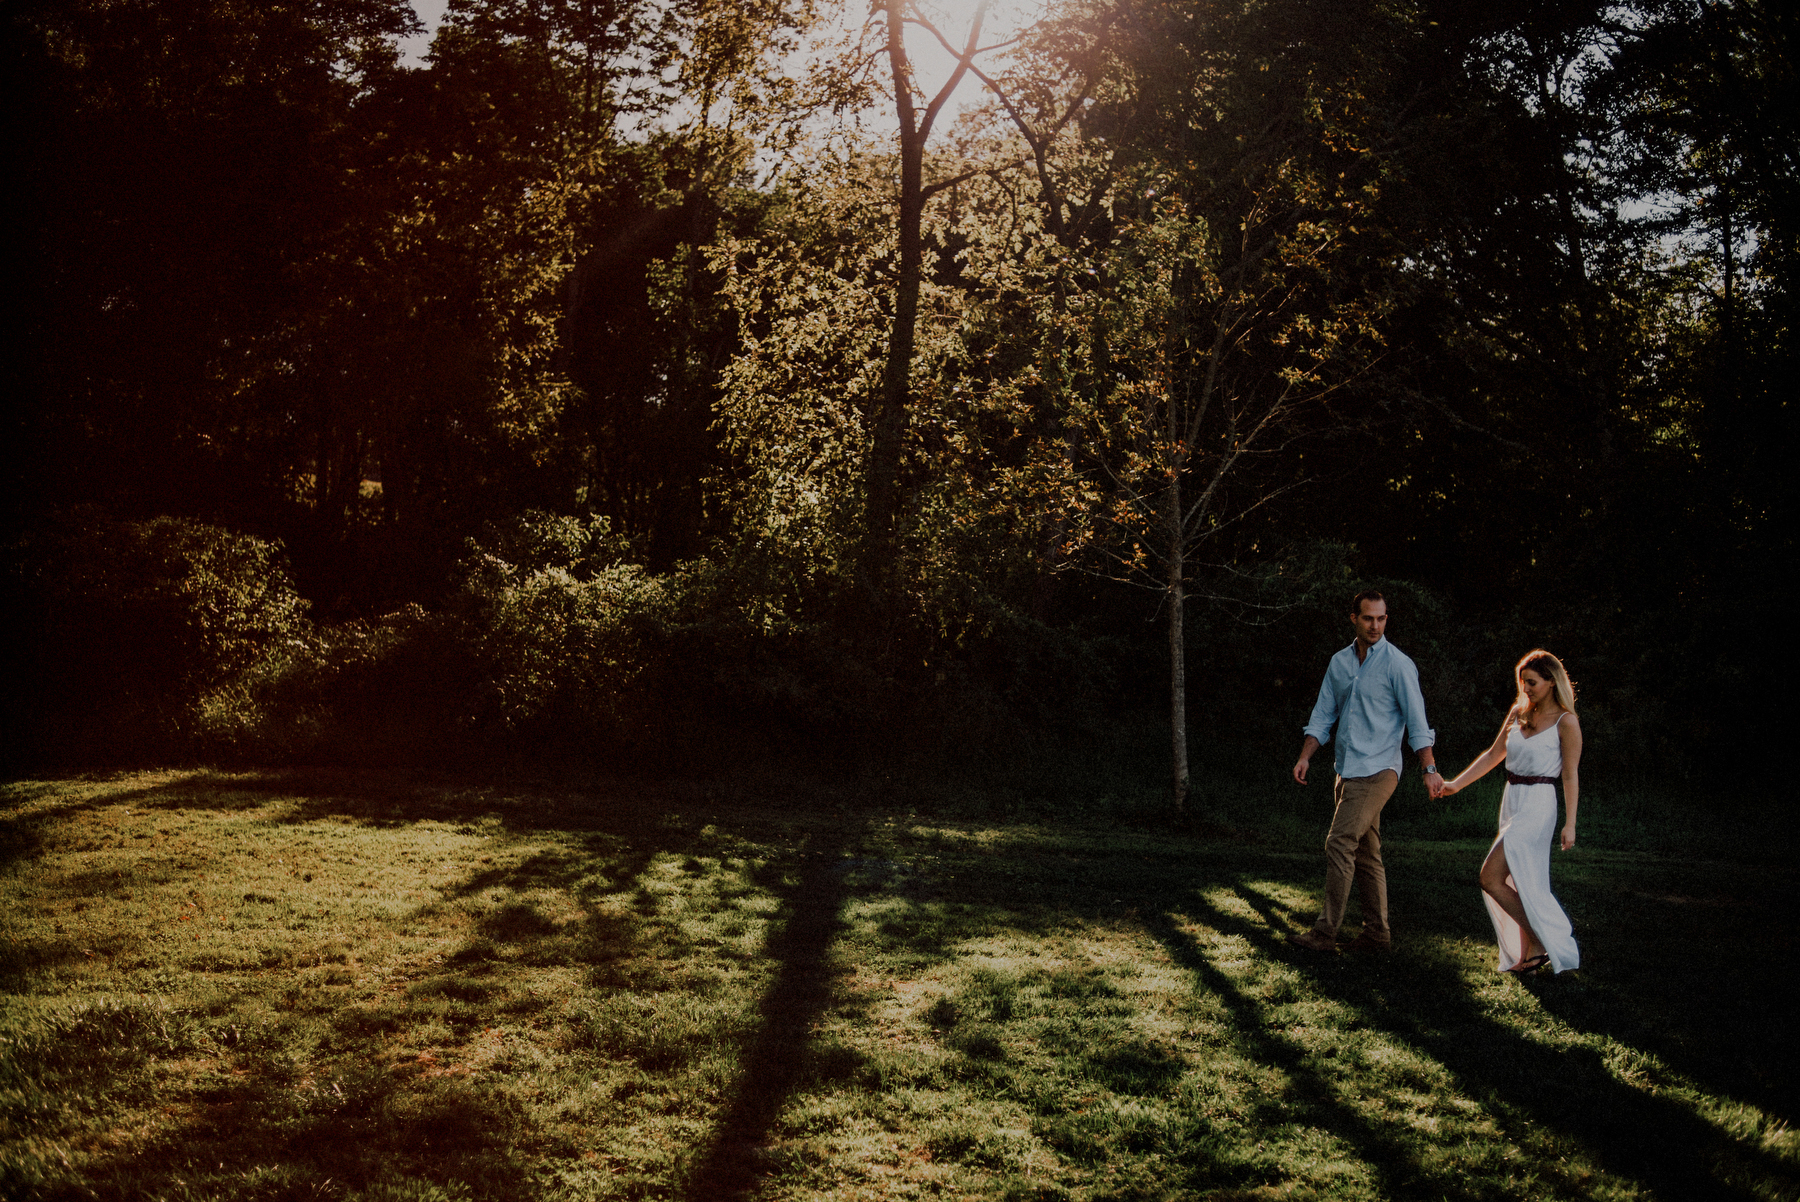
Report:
1289,590,1442,953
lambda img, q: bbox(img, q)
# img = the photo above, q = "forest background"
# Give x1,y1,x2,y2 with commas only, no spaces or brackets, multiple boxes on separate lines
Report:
4,0,1792,813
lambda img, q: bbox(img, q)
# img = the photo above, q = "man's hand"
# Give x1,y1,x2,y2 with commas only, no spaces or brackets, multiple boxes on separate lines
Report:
1292,736,1322,785
1424,770,1445,799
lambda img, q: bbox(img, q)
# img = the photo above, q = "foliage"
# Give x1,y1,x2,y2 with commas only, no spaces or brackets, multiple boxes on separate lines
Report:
712,160,890,602
5,0,1790,784
5,512,313,764
456,516,662,717
9,0,809,609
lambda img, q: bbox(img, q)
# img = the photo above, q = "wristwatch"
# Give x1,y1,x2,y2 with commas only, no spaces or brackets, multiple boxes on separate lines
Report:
1423,765,1440,774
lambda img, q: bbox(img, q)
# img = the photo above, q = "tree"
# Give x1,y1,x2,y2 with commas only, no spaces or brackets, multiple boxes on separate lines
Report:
11,0,811,607
853,0,1003,608
1013,0,1435,808
718,0,1419,806
12,0,424,528
747,0,1130,624
1067,184,1393,807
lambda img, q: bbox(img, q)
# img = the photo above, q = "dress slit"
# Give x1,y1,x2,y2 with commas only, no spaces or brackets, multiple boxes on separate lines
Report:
1483,778,1579,973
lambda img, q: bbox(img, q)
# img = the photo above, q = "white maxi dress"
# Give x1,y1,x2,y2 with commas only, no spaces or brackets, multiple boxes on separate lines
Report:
1484,714,1580,973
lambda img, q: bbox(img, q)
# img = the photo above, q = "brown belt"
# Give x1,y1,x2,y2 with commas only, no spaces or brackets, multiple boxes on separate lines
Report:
1506,772,1559,786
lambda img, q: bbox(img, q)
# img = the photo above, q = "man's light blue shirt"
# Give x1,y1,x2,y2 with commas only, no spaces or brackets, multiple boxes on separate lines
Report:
1304,637,1435,779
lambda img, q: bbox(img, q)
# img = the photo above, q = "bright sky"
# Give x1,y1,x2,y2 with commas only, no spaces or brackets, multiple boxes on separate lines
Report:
399,0,446,67
398,0,1035,124
889,0,1036,119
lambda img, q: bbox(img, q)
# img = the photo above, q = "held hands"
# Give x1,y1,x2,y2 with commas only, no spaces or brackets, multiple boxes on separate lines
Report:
1423,767,1446,799
1436,777,1460,797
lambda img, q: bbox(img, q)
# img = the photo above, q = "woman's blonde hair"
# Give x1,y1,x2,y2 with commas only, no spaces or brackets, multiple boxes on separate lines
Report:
1513,649,1576,720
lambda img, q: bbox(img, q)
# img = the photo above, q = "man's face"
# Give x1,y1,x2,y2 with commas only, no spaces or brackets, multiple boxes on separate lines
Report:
1351,600,1388,648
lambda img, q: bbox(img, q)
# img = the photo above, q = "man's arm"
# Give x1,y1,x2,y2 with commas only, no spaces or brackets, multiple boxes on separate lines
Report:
1395,658,1442,797
1295,666,1340,785
1416,744,1441,797
1293,735,1323,785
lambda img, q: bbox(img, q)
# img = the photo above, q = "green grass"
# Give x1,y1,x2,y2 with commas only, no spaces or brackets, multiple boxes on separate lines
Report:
2,768,1795,1201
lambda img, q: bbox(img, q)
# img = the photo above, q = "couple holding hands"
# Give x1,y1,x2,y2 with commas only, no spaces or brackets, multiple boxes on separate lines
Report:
1287,590,1581,975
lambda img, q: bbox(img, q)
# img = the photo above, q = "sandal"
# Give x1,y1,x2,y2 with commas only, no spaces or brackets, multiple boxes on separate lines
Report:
1504,953,1550,974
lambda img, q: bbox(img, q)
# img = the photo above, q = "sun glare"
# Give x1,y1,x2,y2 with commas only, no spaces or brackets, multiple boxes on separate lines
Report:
900,0,1043,116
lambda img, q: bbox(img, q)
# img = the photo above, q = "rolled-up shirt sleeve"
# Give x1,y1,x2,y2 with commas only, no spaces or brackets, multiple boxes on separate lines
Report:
1396,656,1435,752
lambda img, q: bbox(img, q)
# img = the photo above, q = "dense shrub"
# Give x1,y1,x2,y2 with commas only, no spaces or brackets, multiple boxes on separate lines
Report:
171,513,671,764
208,605,445,761
450,513,674,746
6,510,312,764
0,509,1257,776
6,508,1695,786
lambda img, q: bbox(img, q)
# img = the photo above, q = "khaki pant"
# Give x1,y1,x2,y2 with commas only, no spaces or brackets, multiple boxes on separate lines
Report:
1310,769,1396,942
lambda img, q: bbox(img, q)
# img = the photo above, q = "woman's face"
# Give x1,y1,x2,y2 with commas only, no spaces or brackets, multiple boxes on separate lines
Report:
1519,668,1554,710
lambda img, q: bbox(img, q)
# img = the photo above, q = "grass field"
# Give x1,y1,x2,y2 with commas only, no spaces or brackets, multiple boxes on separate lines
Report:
2,768,1796,1201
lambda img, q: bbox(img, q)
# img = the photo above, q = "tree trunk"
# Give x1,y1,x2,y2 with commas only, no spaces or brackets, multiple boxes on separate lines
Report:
1029,279,1072,622
1167,473,1189,811
1722,199,1736,392
864,0,926,604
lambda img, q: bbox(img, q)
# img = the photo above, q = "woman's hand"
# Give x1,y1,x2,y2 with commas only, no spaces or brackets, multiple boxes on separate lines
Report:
1560,823,1577,851
1436,780,1459,796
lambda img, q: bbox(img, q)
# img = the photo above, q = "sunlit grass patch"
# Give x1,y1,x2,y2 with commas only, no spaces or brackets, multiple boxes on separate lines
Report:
2,770,1796,1200
0,771,802,1199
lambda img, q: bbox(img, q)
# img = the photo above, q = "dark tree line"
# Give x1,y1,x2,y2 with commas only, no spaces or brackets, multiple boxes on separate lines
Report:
5,0,1791,786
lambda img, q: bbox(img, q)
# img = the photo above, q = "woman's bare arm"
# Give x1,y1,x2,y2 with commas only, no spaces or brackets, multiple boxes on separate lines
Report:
1559,712,1582,849
1441,714,1515,796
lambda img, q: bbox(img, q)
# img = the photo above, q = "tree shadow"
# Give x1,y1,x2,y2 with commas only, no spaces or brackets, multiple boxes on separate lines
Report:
47,767,700,840
1186,874,1791,1200
1519,874,1799,1121
1235,835,1800,1124
14,777,1793,1199
1380,846,1800,1120
46,1040,548,1201
682,822,865,1200
768,833,1520,1196
7,783,723,1200
1139,906,1487,1199
0,773,216,871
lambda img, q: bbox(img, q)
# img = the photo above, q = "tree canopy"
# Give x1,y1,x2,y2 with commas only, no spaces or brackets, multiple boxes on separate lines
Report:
7,0,1789,784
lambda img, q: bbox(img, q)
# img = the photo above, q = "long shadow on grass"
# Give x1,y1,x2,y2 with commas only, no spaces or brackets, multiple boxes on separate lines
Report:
36,1005,550,1200
0,773,225,872
1332,845,1799,1124
86,767,691,837
30,804,703,1198
1520,869,1798,1122
1141,907,1486,1200
1179,878,1787,1200
683,824,864,1201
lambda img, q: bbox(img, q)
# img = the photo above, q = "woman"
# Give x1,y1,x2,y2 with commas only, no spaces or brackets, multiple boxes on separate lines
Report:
1439,650,1582,974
